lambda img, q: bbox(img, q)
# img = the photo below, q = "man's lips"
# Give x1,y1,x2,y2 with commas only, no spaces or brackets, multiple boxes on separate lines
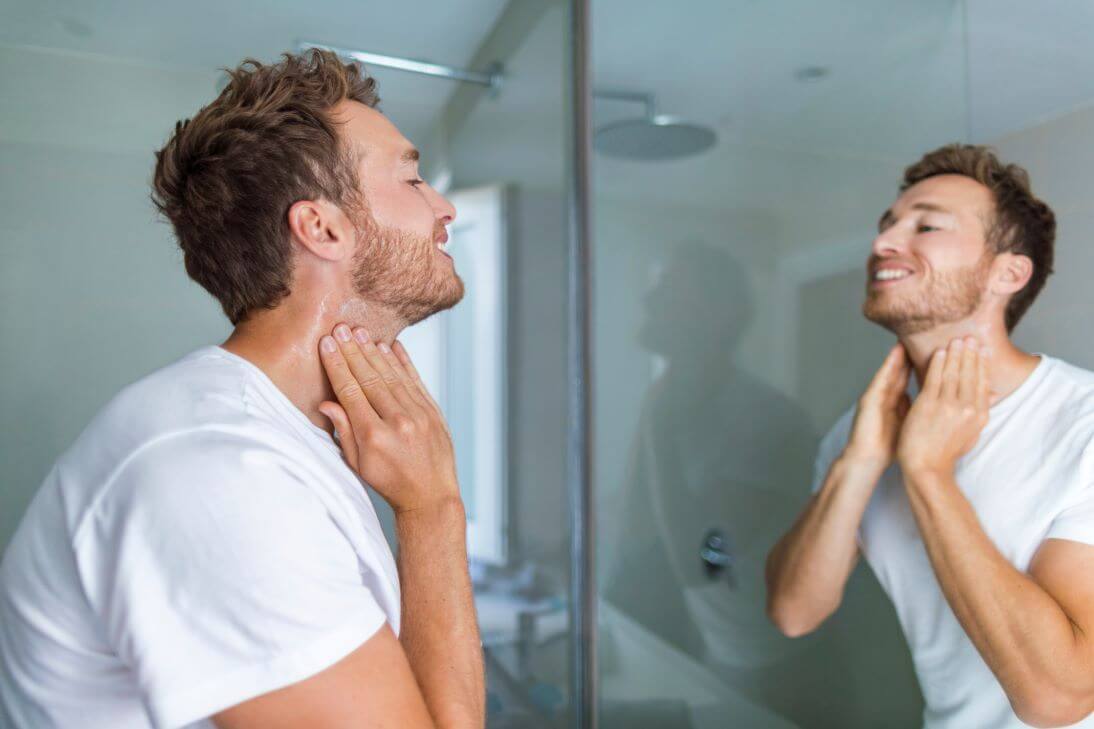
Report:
435,230,452,260
869,262,917,287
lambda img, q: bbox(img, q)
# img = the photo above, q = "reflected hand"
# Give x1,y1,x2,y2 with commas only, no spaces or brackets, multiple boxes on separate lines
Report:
844,343,912,470
317,323,461,515
897,337,990,477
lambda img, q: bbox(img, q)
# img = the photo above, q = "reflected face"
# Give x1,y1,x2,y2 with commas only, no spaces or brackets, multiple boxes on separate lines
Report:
639,246,752,357
863,174,995,335
641,264,712,354
335,101,463,324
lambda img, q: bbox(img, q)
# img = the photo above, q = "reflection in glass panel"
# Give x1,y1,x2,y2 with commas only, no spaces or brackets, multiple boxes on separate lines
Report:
593,6,969,726
593,1,1094,727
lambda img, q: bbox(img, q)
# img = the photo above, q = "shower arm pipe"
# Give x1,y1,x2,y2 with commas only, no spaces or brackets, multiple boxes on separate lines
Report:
297,42,504,93
593,88,657,119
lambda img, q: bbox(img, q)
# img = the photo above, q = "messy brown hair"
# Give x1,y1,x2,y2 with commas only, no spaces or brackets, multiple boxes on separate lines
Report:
902,144,1055,332
151,49,379,324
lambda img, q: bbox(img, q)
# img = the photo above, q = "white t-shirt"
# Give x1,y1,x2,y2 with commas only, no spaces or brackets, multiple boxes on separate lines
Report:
814,355,1094,729
0,346,400,729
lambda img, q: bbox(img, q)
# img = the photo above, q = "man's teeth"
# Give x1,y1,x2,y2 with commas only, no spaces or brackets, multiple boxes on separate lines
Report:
875,269,911,281
436,242,447,252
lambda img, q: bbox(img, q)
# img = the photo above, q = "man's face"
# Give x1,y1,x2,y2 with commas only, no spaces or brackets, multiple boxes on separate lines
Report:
639,249,750,357
336,101,463,325
864,174,995,335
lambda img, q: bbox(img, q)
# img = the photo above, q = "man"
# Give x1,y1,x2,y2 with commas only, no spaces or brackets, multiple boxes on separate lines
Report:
0,50,484,728
766,144,1094,728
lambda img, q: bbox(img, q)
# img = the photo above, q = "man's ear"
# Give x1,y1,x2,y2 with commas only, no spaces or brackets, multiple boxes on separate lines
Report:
287,199,353,262
991,252,1034,296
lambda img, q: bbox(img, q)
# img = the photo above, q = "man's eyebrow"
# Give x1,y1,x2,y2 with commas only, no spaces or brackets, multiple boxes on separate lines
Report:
877,201,953,231
910,202,952,214
401,148,420,163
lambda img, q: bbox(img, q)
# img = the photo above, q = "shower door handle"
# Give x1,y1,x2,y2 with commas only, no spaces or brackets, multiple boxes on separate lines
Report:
700,529,736,588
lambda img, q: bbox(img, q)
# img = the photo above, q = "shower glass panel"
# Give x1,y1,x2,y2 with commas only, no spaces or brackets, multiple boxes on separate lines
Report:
591,2,968,726
591,0,1094,726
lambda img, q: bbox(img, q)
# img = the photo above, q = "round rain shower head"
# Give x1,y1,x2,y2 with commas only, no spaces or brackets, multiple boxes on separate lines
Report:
594,114,717,161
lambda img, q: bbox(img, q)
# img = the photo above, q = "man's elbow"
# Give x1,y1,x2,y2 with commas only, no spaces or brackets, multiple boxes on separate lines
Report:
1010,684,1094,728
765,595,830,638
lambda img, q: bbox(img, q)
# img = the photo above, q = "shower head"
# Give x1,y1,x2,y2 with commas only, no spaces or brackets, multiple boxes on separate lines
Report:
593,90,717,161
595,115,717,161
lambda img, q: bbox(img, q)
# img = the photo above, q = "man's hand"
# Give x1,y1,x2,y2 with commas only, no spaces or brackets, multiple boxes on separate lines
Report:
897,337,991,477
315,323,484,728
317,323,460,515
844,343,912,469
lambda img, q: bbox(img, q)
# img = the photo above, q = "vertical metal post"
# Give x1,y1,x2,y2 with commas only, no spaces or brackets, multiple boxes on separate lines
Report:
567,0,596,726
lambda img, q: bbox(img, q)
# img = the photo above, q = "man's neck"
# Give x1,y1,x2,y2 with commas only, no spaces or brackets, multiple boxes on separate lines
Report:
898,316,1040,405
221,294,405,434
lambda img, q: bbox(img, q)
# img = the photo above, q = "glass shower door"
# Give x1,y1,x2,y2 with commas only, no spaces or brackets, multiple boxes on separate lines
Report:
591,2,970,726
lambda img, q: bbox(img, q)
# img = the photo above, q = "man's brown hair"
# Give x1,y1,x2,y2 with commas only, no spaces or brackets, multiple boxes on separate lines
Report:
151,49,379,324
901,144,1056,332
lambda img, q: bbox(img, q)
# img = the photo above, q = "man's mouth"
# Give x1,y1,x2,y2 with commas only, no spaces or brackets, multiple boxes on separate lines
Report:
870,265,915,287
435,231,451,259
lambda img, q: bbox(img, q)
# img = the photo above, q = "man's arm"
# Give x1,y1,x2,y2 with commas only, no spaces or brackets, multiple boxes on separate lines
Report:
394,498,482,727
766,344,910,636
898,339,1094,727
904,471,1094,727
213,626,436,728
213,329,484,729
318,330,485,727
765,456,875,635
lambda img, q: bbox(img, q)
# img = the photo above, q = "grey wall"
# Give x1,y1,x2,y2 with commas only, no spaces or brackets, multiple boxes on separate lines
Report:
996,104,1094,366
0,46,230,549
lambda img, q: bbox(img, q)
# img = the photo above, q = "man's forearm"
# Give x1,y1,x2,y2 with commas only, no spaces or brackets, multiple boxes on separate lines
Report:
395,499,485,728
904,469,1090,718
766,455,882,633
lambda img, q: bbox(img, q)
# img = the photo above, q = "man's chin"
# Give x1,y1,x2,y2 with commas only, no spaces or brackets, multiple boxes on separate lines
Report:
440,274,466,310
403,276,465,326
863,303,934,336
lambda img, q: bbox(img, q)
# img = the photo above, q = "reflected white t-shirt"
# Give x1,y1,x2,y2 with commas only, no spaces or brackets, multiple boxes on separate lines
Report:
0,346,400,729
814,355,1094,728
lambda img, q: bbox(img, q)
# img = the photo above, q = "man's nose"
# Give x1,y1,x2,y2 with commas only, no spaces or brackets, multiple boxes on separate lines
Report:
871,227,906,258
427,185,456,224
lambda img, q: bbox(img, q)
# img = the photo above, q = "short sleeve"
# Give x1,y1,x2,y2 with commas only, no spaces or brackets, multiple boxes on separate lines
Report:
810,407,856,495
1045,488,1094,546
73,430,388,729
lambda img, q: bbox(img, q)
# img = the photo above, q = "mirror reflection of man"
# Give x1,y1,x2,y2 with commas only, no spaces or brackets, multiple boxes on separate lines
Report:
605,243,857,726
767,145,1094,728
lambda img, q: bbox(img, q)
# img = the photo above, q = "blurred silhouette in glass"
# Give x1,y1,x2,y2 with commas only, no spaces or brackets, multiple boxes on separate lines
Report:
603,242,858,727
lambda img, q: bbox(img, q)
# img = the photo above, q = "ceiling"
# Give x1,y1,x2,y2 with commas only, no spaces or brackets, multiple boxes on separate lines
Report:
965,0,1094,141
591,0,1094,157
0,0,511,145
585,0,1094,213
5,0,1094,213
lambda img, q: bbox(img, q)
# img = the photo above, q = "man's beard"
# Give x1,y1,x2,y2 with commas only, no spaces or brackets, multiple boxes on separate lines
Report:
349,208,464,327
863,253,991,336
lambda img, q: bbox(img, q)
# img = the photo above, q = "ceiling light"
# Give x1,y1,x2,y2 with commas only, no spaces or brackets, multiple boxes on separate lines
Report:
794,66,830,82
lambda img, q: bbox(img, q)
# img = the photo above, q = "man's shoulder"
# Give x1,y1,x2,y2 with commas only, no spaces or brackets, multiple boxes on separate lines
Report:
105,345,254,428
1044,355,1094,395
76,346,295,455
55,348,313,516
66,417,327,552
1032,356,1094,453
